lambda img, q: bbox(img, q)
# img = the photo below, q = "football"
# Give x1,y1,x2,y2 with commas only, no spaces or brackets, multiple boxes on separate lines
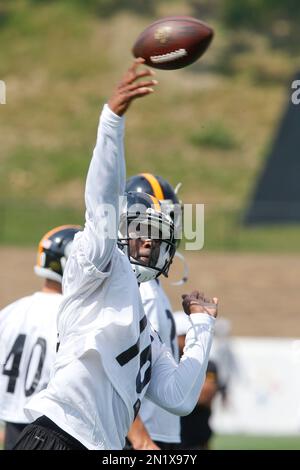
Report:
132,16,214,70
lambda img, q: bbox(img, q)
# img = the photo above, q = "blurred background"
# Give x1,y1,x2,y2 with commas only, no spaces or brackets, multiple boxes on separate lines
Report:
1,0,300,449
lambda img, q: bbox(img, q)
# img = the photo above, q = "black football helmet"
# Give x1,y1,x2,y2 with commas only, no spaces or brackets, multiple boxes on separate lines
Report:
34,225,82,283
125,173,182,242
118,191,176,283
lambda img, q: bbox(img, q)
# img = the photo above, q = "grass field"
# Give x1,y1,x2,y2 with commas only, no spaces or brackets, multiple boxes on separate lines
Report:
1,1,300,250
212,434,300,450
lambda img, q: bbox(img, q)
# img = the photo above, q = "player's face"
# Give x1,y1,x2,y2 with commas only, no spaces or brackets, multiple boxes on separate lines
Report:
128,238,161,266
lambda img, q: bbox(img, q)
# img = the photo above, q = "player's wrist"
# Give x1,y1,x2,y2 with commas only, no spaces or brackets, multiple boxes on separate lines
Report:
103,103,125,122
187,312,216,330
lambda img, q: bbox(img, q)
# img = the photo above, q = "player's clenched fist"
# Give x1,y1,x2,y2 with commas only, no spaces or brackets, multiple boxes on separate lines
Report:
182,290,218,318
108,58,158,116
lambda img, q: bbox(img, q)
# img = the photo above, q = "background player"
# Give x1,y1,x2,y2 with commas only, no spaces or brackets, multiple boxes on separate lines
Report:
0,225,81,449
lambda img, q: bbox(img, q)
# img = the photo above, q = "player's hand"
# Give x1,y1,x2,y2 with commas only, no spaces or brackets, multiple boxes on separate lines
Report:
108,58,158,116
133,439,161,451
181,290,218,318
127,415,161,450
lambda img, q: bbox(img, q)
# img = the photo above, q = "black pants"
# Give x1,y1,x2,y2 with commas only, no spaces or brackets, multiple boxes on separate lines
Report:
13,416,87,450
4,422,27,450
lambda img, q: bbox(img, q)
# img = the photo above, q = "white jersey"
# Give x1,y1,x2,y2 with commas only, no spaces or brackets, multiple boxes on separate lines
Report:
139,280,180,443
0,292,62,423
25,105,215,450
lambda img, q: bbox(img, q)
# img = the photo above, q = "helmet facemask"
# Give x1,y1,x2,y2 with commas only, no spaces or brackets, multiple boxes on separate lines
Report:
118,195,176,283
125,174,183,248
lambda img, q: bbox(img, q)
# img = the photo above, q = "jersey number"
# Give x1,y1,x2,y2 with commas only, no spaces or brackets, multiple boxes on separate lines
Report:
116,315,152,416
165,309,176,356
2,334,47,396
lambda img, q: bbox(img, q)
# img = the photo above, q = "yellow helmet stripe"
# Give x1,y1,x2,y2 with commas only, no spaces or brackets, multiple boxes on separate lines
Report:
148,194,161,212
141,173,164,201
37,225,80,266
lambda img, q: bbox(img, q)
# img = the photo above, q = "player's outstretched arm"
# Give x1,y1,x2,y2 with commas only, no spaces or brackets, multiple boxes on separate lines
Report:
83,60,158,272
146,291,218,416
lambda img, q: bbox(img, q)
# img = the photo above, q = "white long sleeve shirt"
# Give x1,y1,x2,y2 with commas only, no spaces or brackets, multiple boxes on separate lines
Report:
25,105,215,450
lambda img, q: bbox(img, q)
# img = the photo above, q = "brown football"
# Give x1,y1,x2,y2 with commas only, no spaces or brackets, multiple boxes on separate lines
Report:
132,16,214,70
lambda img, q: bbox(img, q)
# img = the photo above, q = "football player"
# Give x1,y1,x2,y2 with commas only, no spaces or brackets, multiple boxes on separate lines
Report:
14,58,218,450
126,174,182,450
0,225,81,449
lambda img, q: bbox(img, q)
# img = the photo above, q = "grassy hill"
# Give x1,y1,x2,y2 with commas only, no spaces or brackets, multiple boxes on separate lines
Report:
1,0,300,250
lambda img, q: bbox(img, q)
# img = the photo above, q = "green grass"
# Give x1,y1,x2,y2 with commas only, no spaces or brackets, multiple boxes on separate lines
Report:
190,121,239,150
204,207,300,251
0,201,83,245
212,434,300,450
1,1,299,250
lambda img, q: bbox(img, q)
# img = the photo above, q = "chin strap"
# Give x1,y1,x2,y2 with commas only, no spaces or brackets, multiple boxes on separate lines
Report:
170,251,189,286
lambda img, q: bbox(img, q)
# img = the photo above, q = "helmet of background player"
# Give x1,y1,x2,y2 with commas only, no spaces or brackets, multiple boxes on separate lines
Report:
125,173,182,244
34,225,82,283
118,191,176,283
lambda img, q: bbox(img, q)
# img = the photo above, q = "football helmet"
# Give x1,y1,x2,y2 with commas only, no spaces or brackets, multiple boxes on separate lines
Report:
118,191,176,283
34,225,82,283
126,173,189,284
125,173,182,242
